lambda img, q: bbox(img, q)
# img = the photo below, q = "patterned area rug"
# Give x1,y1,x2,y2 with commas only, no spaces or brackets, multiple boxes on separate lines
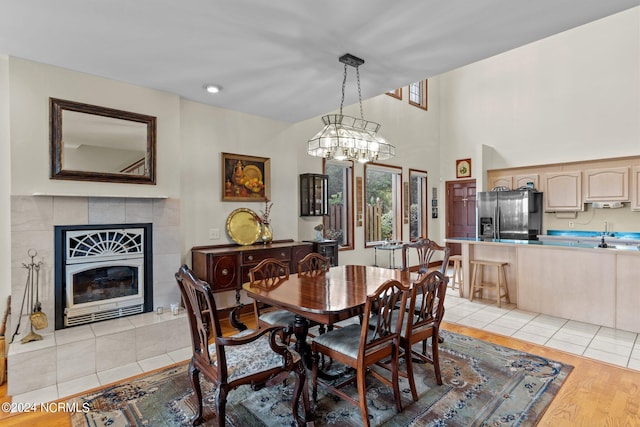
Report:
69,330,572,426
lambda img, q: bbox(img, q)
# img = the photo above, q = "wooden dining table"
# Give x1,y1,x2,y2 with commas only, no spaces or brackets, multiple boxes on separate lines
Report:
242,264,416,366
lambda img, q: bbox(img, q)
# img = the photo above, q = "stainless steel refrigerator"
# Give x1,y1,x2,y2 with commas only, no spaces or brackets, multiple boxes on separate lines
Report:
477,190,543,240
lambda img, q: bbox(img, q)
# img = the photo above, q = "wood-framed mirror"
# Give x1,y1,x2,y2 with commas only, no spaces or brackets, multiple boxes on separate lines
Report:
50,98,156,184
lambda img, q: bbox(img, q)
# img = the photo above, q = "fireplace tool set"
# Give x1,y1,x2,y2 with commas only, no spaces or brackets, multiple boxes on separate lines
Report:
11,248,48,344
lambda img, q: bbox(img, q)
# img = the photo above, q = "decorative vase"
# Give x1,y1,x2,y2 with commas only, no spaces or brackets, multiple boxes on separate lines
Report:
316,230,323,241
261,222,273,244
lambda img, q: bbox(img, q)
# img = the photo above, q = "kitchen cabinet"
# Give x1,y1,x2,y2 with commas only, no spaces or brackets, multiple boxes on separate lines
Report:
543,171,583,212
488,175,512,190
192,240,313,293
583,167,629,202
513,174,539,190
487,174,538,191
632,167,640,211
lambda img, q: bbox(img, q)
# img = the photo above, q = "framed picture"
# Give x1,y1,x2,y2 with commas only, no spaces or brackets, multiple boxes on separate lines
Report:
456,158,472,178
431,199,438,207
222,152,270,202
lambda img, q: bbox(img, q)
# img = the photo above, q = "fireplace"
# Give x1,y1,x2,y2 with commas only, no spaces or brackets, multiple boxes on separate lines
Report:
54,223,153,329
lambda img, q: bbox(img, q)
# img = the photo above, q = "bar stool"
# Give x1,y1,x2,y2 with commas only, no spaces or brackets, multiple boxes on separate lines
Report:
469,260,510,307
449,255,464,297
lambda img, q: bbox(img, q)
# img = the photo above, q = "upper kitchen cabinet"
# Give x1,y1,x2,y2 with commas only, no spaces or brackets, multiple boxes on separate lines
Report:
583,167,629,202
487,173,539,191
488,175,513,190
513,174,539,190
631,167,640,211
544,171,583,212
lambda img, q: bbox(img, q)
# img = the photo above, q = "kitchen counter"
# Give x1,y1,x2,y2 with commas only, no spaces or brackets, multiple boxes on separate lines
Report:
450,236,640,252
446,237,640,334
537,229,640,248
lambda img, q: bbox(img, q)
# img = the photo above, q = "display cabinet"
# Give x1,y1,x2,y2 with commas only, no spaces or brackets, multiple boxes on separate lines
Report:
305,240,339,266
300,173,328,216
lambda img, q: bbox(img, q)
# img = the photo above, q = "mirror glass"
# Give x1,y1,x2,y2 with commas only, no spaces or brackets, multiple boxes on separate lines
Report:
50,98,156,184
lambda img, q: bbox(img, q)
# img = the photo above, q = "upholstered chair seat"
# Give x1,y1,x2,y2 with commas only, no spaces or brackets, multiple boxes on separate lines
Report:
207,329,302,383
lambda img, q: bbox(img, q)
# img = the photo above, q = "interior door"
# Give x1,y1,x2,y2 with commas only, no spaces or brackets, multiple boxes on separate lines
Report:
446,179,476,255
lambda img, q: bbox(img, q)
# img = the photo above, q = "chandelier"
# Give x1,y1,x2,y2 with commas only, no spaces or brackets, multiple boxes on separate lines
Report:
307,54,395,163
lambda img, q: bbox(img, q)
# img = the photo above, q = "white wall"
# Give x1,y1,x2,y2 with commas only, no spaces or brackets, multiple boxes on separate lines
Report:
179,99,294,252
0,55,11,317
439,7,639,179
9,58,181,198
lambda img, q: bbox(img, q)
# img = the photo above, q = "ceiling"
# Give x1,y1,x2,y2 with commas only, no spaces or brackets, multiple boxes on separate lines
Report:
1,1,638,123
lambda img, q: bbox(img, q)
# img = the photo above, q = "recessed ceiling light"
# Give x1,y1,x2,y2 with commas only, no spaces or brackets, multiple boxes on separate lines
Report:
203,84,222,94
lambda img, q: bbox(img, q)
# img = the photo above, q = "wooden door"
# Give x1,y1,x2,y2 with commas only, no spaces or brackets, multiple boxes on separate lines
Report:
446,179,476,255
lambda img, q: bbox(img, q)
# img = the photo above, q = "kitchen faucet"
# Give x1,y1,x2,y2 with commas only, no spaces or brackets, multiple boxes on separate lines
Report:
598,231,608,248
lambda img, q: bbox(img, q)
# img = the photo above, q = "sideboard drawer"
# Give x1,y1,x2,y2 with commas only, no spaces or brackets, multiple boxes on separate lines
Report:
242,248,290,265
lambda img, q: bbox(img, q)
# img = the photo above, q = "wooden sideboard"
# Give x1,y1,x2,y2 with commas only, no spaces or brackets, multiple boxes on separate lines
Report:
191,240,313,294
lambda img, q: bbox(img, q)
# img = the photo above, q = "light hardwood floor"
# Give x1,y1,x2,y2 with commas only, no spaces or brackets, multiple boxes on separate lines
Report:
1,315,639,426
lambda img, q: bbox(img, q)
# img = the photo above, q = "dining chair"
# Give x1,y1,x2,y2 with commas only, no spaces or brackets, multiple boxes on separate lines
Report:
249,258,296,330
401,239,450,344
377,270,448,401
401,238,450,275
311,279,409,427
298,252,332,338
175,265,310,427
297,252,330,275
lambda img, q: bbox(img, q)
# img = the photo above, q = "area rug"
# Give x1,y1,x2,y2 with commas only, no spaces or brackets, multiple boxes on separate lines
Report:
69,330,572,426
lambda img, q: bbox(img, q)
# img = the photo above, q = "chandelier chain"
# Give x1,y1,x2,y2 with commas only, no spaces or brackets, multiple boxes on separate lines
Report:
340,63,347,116
356,65,364,120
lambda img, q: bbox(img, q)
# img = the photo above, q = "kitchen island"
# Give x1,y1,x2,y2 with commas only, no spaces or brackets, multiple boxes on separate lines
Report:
446,237,640,334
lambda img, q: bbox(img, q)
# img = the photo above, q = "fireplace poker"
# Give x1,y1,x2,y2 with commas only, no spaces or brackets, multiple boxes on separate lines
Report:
11,249,45,344
10,259,31,344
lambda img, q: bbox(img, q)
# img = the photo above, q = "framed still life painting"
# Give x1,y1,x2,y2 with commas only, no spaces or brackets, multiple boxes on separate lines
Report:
222,152,270,202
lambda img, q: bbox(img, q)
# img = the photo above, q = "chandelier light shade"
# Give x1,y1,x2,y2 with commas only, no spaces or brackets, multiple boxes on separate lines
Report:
307,54,396,163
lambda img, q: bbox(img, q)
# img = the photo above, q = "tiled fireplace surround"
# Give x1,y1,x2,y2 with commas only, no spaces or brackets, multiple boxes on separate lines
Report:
8,196,190,399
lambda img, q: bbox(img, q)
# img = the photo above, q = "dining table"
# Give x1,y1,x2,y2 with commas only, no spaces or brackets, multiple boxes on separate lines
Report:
242,264,417,367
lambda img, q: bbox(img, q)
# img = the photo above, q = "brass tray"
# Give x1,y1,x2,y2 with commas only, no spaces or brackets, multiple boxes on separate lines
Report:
226,208,261,245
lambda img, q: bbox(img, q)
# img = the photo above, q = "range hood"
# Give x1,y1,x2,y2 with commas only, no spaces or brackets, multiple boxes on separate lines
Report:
591,201,624,209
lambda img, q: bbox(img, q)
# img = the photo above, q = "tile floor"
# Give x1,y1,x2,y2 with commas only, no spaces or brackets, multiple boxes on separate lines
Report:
11,346,192,407
442,287,640,371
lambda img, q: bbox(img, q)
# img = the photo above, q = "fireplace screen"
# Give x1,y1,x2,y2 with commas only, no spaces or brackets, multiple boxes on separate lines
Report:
54,224,153,329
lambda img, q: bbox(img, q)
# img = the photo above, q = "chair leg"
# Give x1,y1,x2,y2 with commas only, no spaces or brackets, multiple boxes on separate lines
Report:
356,366,371,427
311,351,319,403
215,386,228,427
500,265,510,304
432,333,443,385
390,346,403,413
404,343,419,401
188,360,205,426
469,263,477,301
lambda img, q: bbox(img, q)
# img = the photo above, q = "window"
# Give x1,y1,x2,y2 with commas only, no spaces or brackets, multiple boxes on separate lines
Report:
324,160,354,250
408,79,428,110
364,163,402,245
386,88,402,100
409,169,428,241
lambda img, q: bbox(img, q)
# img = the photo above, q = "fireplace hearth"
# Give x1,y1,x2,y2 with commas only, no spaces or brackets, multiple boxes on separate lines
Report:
54,223,153,329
